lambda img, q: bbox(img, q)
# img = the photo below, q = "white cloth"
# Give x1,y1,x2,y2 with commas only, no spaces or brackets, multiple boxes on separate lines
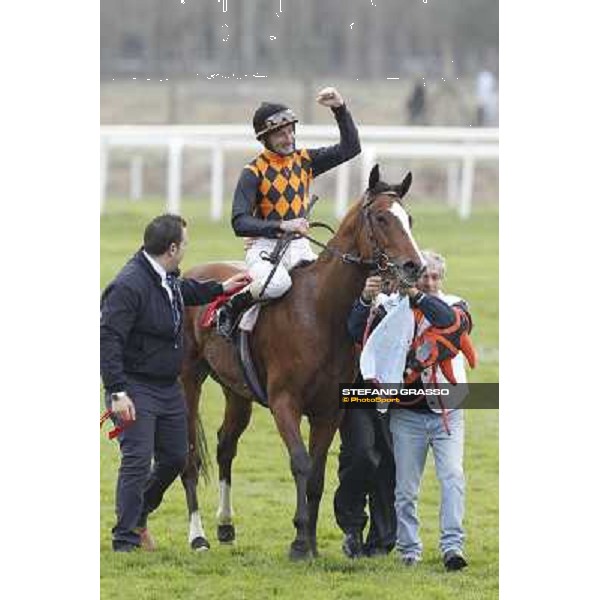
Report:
245,237,317,299
359,293,414,384
239,304,261,332
142,250,172,301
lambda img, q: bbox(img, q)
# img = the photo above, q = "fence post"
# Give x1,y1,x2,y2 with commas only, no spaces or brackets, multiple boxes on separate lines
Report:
130,155,143,201
100,140,108,214
167,140,183,214
446,161,460,207
211,144,224,221
335,160,350,219
459,156,475,220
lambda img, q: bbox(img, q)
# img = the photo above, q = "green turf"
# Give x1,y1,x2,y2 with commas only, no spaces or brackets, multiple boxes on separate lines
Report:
100,198,498,599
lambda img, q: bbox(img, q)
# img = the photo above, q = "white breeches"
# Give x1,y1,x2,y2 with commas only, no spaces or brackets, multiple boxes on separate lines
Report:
246,237,317,300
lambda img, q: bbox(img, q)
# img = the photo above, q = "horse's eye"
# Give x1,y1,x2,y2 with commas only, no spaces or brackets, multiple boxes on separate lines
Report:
376,214,387,225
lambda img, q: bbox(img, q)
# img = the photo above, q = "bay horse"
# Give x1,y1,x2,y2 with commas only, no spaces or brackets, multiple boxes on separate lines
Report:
180,165,425,559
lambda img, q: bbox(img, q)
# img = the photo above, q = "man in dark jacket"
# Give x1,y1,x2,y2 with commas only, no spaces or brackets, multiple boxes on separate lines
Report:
216,86,361,336
100,214,248,552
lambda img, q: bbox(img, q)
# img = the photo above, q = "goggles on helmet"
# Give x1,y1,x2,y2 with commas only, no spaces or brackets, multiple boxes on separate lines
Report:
256,109,298,139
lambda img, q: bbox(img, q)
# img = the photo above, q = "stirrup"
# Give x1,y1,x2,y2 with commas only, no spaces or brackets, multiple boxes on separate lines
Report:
216,306,235,338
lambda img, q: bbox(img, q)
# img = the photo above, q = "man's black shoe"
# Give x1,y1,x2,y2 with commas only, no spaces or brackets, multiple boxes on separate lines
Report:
443,550,468,571
342,531,364,559
112,541,139,553
216,290,255,338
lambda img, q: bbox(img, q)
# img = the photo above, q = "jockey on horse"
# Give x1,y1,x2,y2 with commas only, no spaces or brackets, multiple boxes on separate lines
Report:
216,86,361,337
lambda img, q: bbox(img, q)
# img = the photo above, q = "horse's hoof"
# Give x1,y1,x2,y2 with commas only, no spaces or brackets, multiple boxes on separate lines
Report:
190,536,210,552
217,524,236,544
288,540,313,561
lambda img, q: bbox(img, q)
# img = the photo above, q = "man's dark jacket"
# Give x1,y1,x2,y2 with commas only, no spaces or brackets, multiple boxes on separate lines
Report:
100,250,223,393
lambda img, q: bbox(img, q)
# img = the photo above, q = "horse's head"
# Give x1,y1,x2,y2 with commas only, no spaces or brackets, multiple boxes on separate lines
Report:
355,164,425,286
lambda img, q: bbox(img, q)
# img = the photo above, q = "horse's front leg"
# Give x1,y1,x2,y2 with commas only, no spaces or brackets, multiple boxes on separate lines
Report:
307,415,342,557
271,397,313,560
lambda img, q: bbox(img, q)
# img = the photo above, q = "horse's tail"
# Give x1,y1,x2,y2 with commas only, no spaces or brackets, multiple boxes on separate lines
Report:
196,407,211,485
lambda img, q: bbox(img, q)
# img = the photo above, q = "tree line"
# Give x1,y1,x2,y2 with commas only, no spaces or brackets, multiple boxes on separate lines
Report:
101,0,498,80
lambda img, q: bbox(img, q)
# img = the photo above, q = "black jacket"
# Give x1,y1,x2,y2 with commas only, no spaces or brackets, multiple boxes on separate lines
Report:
100,250,223,393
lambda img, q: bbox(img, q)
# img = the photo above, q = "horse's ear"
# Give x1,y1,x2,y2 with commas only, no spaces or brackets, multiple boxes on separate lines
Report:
368,164,380,190
394,171,413,199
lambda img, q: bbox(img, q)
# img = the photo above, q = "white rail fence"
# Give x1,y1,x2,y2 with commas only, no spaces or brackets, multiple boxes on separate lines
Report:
100,125,498,220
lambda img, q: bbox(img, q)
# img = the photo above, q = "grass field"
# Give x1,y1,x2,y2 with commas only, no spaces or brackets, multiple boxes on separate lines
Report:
100,198,498,600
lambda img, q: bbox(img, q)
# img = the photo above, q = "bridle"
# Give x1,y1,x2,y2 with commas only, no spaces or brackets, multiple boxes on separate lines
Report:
258,190,416,292
301,190,410,280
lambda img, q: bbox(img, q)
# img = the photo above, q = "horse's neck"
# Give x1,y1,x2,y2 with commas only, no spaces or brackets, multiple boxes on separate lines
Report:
312,226,370,321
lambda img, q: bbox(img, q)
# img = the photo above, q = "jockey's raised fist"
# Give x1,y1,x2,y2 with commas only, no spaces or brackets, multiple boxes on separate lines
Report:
316,87,344,108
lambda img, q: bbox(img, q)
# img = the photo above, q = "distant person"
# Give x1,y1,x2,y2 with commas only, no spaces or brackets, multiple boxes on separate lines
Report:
476,70,497,126
100,214,248,552
216,86,361,337
407,80,427,125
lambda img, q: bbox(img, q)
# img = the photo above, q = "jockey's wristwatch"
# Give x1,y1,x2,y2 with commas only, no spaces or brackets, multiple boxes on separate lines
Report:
110,392,127,402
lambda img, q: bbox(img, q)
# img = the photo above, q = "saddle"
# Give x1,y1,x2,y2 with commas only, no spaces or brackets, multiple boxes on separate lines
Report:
199,254,316,409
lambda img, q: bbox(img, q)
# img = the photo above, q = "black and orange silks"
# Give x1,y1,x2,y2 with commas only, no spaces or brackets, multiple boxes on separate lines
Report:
245,148,313,220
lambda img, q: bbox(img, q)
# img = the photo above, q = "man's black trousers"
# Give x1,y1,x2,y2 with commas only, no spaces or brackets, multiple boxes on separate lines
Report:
334,407,397,554
107,379,188,550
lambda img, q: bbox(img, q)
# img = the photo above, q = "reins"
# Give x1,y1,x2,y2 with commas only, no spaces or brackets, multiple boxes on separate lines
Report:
257,190,410,298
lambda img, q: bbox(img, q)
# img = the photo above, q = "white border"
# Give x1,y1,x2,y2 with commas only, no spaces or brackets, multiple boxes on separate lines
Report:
3,1,99,598
501,2,598,597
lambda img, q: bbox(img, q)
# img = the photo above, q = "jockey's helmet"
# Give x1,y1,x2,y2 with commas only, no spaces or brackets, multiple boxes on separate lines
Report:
253,102,298,141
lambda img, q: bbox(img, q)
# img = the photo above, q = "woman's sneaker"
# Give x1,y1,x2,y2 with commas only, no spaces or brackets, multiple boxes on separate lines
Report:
400,553,422,567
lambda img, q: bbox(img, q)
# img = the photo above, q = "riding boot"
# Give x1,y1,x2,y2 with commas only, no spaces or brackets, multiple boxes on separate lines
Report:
216,290,256,338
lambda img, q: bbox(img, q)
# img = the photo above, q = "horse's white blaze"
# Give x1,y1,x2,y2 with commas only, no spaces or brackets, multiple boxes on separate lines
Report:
216,480,234,525
188,511,207,543
388,202,424,265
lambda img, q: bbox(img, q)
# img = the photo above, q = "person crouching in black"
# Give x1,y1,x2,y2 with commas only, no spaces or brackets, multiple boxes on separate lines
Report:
334,275,397,558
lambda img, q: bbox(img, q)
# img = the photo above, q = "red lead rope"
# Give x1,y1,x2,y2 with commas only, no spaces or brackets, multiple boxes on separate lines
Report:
100,410,131,440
